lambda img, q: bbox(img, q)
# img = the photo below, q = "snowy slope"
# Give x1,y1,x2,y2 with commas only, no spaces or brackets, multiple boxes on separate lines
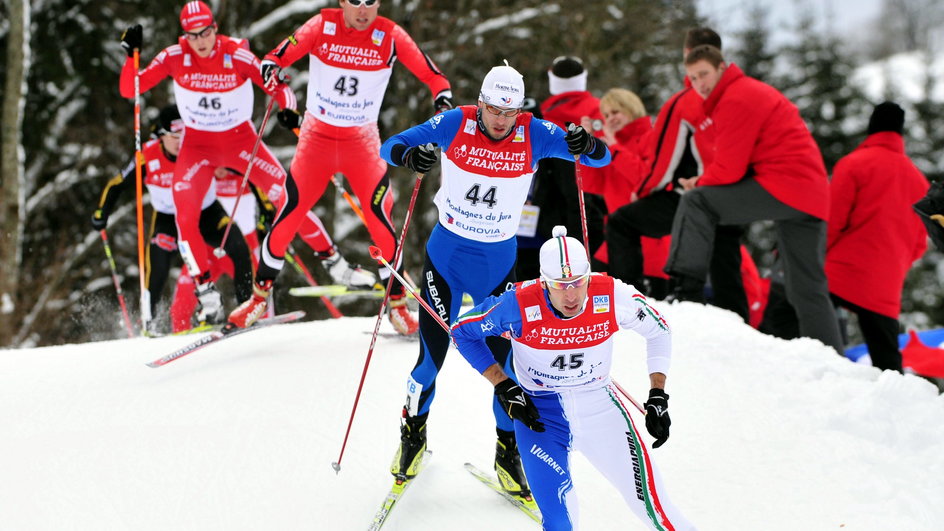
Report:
1,302,943,530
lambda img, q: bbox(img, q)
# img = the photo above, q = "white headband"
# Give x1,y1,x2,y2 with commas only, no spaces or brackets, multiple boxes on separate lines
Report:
548,70,588,96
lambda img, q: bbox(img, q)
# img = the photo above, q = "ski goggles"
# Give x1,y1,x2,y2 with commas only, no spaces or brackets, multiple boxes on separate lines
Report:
542,273,591,290
184,25,216,41
346,0,379,7
482,102,521,118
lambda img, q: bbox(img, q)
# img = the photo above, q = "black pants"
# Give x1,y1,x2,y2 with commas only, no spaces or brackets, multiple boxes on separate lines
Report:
831,294,902,372
606,189,748,321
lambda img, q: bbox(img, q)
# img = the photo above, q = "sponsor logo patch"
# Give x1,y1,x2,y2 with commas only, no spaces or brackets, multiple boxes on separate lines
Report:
513,125,525,143
463,119,476,135
525,305,542,322
148,159,161,172
324,21,336,35
371,29,385,46
592,295,610,314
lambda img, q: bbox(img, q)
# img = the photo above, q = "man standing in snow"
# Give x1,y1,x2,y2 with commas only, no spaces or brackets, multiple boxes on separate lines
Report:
378,63,610,503
229,0,453,335
451,226,694,531
605,28,750,322
827,102,929,371
664,44,844,355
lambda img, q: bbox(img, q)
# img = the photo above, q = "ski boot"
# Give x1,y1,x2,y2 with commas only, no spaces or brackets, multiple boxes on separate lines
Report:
195,275,225,325
228,279,273,328
388,293,419,335
495,429,532,498
318,246,378,289
390,411,428,480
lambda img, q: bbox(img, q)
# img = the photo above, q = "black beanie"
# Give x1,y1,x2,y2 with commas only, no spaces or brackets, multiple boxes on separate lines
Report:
867,101,904,135
551,56,584,78
153,105,183,137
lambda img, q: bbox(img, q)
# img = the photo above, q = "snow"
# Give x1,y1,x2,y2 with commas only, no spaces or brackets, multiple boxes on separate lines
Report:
1,301,943,530
854,50,944,104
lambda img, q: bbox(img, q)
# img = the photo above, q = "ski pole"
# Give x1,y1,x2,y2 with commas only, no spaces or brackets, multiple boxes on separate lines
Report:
573,154,591,259
331,173,369,227
284,246,343,319
368,245,450,333
100,229,136,338
133,47,151,333
332,164,429,474
612,379,646,415
213,96,278,259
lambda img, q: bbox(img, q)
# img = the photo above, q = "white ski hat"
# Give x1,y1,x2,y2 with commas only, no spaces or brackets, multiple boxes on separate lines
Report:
479,61,525,109
539,226,590,280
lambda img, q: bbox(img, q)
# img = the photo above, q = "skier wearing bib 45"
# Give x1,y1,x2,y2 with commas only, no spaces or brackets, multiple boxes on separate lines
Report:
451,226,695,531
379,64,611,500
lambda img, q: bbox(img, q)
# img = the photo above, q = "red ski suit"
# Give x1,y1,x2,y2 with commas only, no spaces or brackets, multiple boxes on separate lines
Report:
120,34,331,276
826,132,928,318
261,8,450,266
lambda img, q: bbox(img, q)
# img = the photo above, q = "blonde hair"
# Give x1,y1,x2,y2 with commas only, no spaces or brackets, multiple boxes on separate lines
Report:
600,88,646,121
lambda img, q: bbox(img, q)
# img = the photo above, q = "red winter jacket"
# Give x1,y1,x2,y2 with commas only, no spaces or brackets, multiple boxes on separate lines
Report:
697,64,830,221
580,116,652,213
636,78,715,198
825,132,929,317
540,91,603,132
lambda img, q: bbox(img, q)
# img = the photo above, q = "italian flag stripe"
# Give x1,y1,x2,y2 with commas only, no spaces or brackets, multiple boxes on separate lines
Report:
606,385,675,531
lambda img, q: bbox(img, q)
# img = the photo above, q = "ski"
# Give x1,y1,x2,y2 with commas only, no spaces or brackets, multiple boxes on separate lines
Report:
367,450,433,530
291,285,474,305
290,285,384,298
362,331,419,342
145,311,306,368
464,462,542,524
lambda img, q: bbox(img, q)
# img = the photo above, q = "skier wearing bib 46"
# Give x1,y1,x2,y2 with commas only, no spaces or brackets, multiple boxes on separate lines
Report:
451,226,695,531
379,64,610,500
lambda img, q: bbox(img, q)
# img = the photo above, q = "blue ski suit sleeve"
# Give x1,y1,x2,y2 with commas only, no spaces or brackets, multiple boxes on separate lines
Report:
451,291,524,374
380,109,465,165
528,116,612,167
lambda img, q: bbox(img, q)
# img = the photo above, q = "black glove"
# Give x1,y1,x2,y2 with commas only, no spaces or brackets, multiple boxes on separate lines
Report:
91,209,108,231
277,109,302,130
120,25,143,58
644,388,671,448
261,60,283,88
402,144,438,174
565,123,596,155
495,379,545,432
434,91,455,114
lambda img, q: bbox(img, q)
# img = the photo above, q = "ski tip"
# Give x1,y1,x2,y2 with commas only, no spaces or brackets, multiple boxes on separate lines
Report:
331,461,341,474
145,361,161,368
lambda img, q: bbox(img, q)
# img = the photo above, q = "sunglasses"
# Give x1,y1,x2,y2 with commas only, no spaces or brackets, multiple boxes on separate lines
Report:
184,25,215,41
482,102,521,118
346,0,379,6
543,273,590,290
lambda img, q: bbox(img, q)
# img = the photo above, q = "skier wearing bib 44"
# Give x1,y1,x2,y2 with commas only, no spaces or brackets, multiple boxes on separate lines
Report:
379,64,610,500
451,227,694,531
230,0,453,334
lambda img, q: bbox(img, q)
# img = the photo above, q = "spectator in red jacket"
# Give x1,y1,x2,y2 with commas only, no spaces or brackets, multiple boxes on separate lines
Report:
579,88,670,295
827,102,929,371
665,44,844,355
604,28,751,321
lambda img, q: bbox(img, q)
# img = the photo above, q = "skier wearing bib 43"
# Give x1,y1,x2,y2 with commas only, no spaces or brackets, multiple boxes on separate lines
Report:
451,226,695,531
229,0,453,334
379,64,611,500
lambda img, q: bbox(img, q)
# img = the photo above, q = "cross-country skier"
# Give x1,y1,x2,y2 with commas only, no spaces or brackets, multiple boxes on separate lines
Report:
118,1,373,324
377,64,611,501
227,0,454,335
91,105,253,333
451,226,695,531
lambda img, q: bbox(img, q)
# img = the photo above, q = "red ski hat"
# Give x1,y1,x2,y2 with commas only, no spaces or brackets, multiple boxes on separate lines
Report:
180,1,214,32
